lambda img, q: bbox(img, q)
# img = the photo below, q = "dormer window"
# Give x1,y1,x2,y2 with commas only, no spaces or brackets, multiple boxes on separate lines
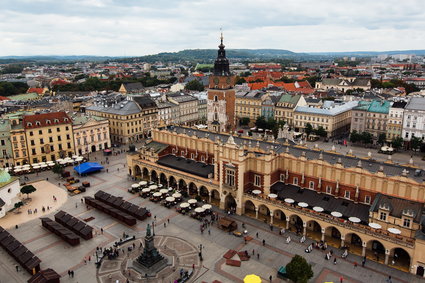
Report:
379,211,387,221
64,118,69,122
46,120,51,124
35,121,41,126
27,122,32,127
54,119,59,123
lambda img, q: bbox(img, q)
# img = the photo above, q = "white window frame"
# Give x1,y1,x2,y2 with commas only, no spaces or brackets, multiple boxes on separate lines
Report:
403,218,411,228
344,190,350,199
293,177,298,186
280,174,285,182
309,181,314,189
326,186,332,194
365,195,371,204
254,175,261,187
379,211,387,221
226,169,235,187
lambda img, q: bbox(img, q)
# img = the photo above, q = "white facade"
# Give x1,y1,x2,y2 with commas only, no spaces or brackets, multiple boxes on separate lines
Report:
402,97,425,140
207,98,228,132
0,177,20,218
73,117,111,155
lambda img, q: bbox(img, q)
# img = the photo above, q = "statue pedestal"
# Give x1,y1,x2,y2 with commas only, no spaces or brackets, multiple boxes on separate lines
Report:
130,255,171,277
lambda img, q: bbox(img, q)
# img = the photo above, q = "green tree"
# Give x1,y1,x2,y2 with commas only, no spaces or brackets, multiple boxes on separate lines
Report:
377,133,387,145
185,79,204,91
304,123,313,137
20,185,36,199
391,137,404,149
235,77,246,85
411,136,423,152
361,132,373,144
255,116,267,129
350,130,361,143
14,201,24,211
52,163,64,177
315,126,327,137
286,254,314,283
239,117,250,126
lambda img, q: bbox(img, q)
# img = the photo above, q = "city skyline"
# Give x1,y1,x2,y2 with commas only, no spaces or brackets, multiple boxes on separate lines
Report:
1,0,425,56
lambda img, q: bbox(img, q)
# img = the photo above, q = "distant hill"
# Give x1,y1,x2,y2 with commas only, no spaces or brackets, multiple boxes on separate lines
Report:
1,49,424,64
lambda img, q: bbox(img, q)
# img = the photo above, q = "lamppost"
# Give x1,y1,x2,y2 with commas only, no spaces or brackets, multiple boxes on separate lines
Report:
198,244,203,261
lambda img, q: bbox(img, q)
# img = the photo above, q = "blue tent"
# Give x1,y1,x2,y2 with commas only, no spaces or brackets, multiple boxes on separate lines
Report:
74,162,104,174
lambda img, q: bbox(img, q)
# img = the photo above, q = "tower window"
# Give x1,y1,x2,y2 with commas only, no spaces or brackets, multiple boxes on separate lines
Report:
214,95,218,102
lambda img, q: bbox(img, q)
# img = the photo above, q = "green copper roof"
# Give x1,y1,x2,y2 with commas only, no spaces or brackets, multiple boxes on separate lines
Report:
368,100,390,114
278,94,301,104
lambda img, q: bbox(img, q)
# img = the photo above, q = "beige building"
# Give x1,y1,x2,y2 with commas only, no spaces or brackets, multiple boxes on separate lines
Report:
127,126,425,276
167,93,199,125
274,94,307,127
86,96,158,144
315,77,371,92
294,101,358,137
351,100,391,139
72,115,111,155
387,101,407,141
235,91,265,124
23,112,75,163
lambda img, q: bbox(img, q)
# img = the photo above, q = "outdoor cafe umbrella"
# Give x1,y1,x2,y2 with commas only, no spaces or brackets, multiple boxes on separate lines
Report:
32,165,41,169
180,203,190,208
165,197,175,202
172,193,182,198
188,199,197,204
284,198,294,204
244,274,262,283
331,211,343,218
252,190,262,195
159,189,168,194
268,193,278,199
298,202,308,208
56,159,64,163
194,207,205,213
139,181,147,186
349,217,361,223
202,204,212,210
152,192,162,197
388,227,401,235
368,222,382,229
41,164,48,168
313,206,324,212
141,188,151,193
149,185,158,190
60,160,67,165
47,161,55,166
158,184,163,188
131,184,139,189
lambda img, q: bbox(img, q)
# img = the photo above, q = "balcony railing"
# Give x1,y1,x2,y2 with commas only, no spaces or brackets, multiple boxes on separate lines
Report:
244,194,415,249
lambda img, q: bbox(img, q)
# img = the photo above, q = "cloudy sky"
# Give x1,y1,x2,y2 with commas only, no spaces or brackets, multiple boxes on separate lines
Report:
1,0,424,56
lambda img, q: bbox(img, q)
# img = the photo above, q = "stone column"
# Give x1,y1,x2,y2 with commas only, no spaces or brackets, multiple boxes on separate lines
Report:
255,207,259,219
362,242,367,257
303,222,307,236
286,216,290,229
321,228,325,241
270,212,274,225
385,249,390,265
208,191,212,203
340,235,345,248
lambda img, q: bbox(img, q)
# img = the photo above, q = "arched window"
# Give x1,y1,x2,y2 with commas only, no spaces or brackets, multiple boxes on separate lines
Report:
214,95,218,102
309,181,314,189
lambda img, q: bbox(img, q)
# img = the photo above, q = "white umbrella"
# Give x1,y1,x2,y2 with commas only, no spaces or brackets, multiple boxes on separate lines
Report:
131,184,139,189
14,165,22,169
172,193,182,198
56,159,64,162
23,164,31,168
202,204,212,210
349,217,361,223
388,228,401,235
4,168,9,172
152,192,162,197
194,207,205,213
31,163,40,166
284,198,294,204
41,164,48,168
268,193,278,199
67,159,74,163
33,165,41,169
72,155,79,159
159,189,168,194
188,199,197,204
60,161,67,165
368,223,382,229
180,202,190,208
331,211,343,218
75,157,84,162
47,161,55,165
168,187,174,191
149,185,158,190
158,184,163,188
142,188,151,193
139,181,147,186
39,162,47,166
14,168,22,172
298,202,308,208
252,190,262,195
165,197,175,202
313,206,324,212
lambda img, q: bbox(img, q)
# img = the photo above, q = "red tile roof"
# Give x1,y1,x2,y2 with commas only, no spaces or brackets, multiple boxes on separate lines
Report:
23,112,71,129
0,96,10,101
27,87,45,94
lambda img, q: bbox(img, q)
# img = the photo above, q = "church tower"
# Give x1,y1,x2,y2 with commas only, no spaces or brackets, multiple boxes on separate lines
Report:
207,32,236,133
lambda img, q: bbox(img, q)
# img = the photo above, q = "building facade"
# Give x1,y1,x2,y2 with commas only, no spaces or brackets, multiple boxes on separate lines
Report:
294,101,358,137
207,35,236,132
72,115,111,155
387,101,407,141
315,77,371,92
23,112,75,163
127,126,425,276
274,94,307,127
167,94,199,125
235,91,264,123
0,170,20,219
86,96,158,144
402,97,425,141
0,120,13,168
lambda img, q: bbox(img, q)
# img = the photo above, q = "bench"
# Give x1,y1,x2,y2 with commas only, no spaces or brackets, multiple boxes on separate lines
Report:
225,259,241,267
223,249,237,259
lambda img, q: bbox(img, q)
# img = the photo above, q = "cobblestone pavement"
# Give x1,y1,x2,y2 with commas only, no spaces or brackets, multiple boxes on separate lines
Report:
0,148,424,283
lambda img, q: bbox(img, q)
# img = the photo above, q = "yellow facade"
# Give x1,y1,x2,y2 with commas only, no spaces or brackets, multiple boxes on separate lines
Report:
235,95,262,122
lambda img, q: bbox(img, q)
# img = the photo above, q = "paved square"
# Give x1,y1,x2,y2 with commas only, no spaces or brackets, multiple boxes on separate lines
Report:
0,150,424,283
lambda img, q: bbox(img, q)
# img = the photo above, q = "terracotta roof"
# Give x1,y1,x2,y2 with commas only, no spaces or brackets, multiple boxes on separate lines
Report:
0,96,10,101
27,88,44,95
23,112,71,129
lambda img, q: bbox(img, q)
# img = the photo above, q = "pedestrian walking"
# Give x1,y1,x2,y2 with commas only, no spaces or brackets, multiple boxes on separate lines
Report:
362,257,366,267
15,265,19,272
192,263,195,270
333,257,337,265
252,249,255,255
257,253,260,260
269,275,272,282
262,239,265,246
354,261,357,268
340,276,344,283
386,275,392,283
101,228,104,234
167,218,170,224
68,270,71,277
164,222,166,228
256,232,259,238
208,229,211,235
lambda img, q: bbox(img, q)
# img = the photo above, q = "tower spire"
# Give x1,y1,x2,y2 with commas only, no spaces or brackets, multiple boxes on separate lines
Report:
220,28,223,45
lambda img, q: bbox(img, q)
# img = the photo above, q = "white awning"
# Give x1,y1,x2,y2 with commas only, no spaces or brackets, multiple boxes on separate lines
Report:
313,206,324,212
298,202,308,208
331,211,343,218
284,198,294,204
349,217,361,223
